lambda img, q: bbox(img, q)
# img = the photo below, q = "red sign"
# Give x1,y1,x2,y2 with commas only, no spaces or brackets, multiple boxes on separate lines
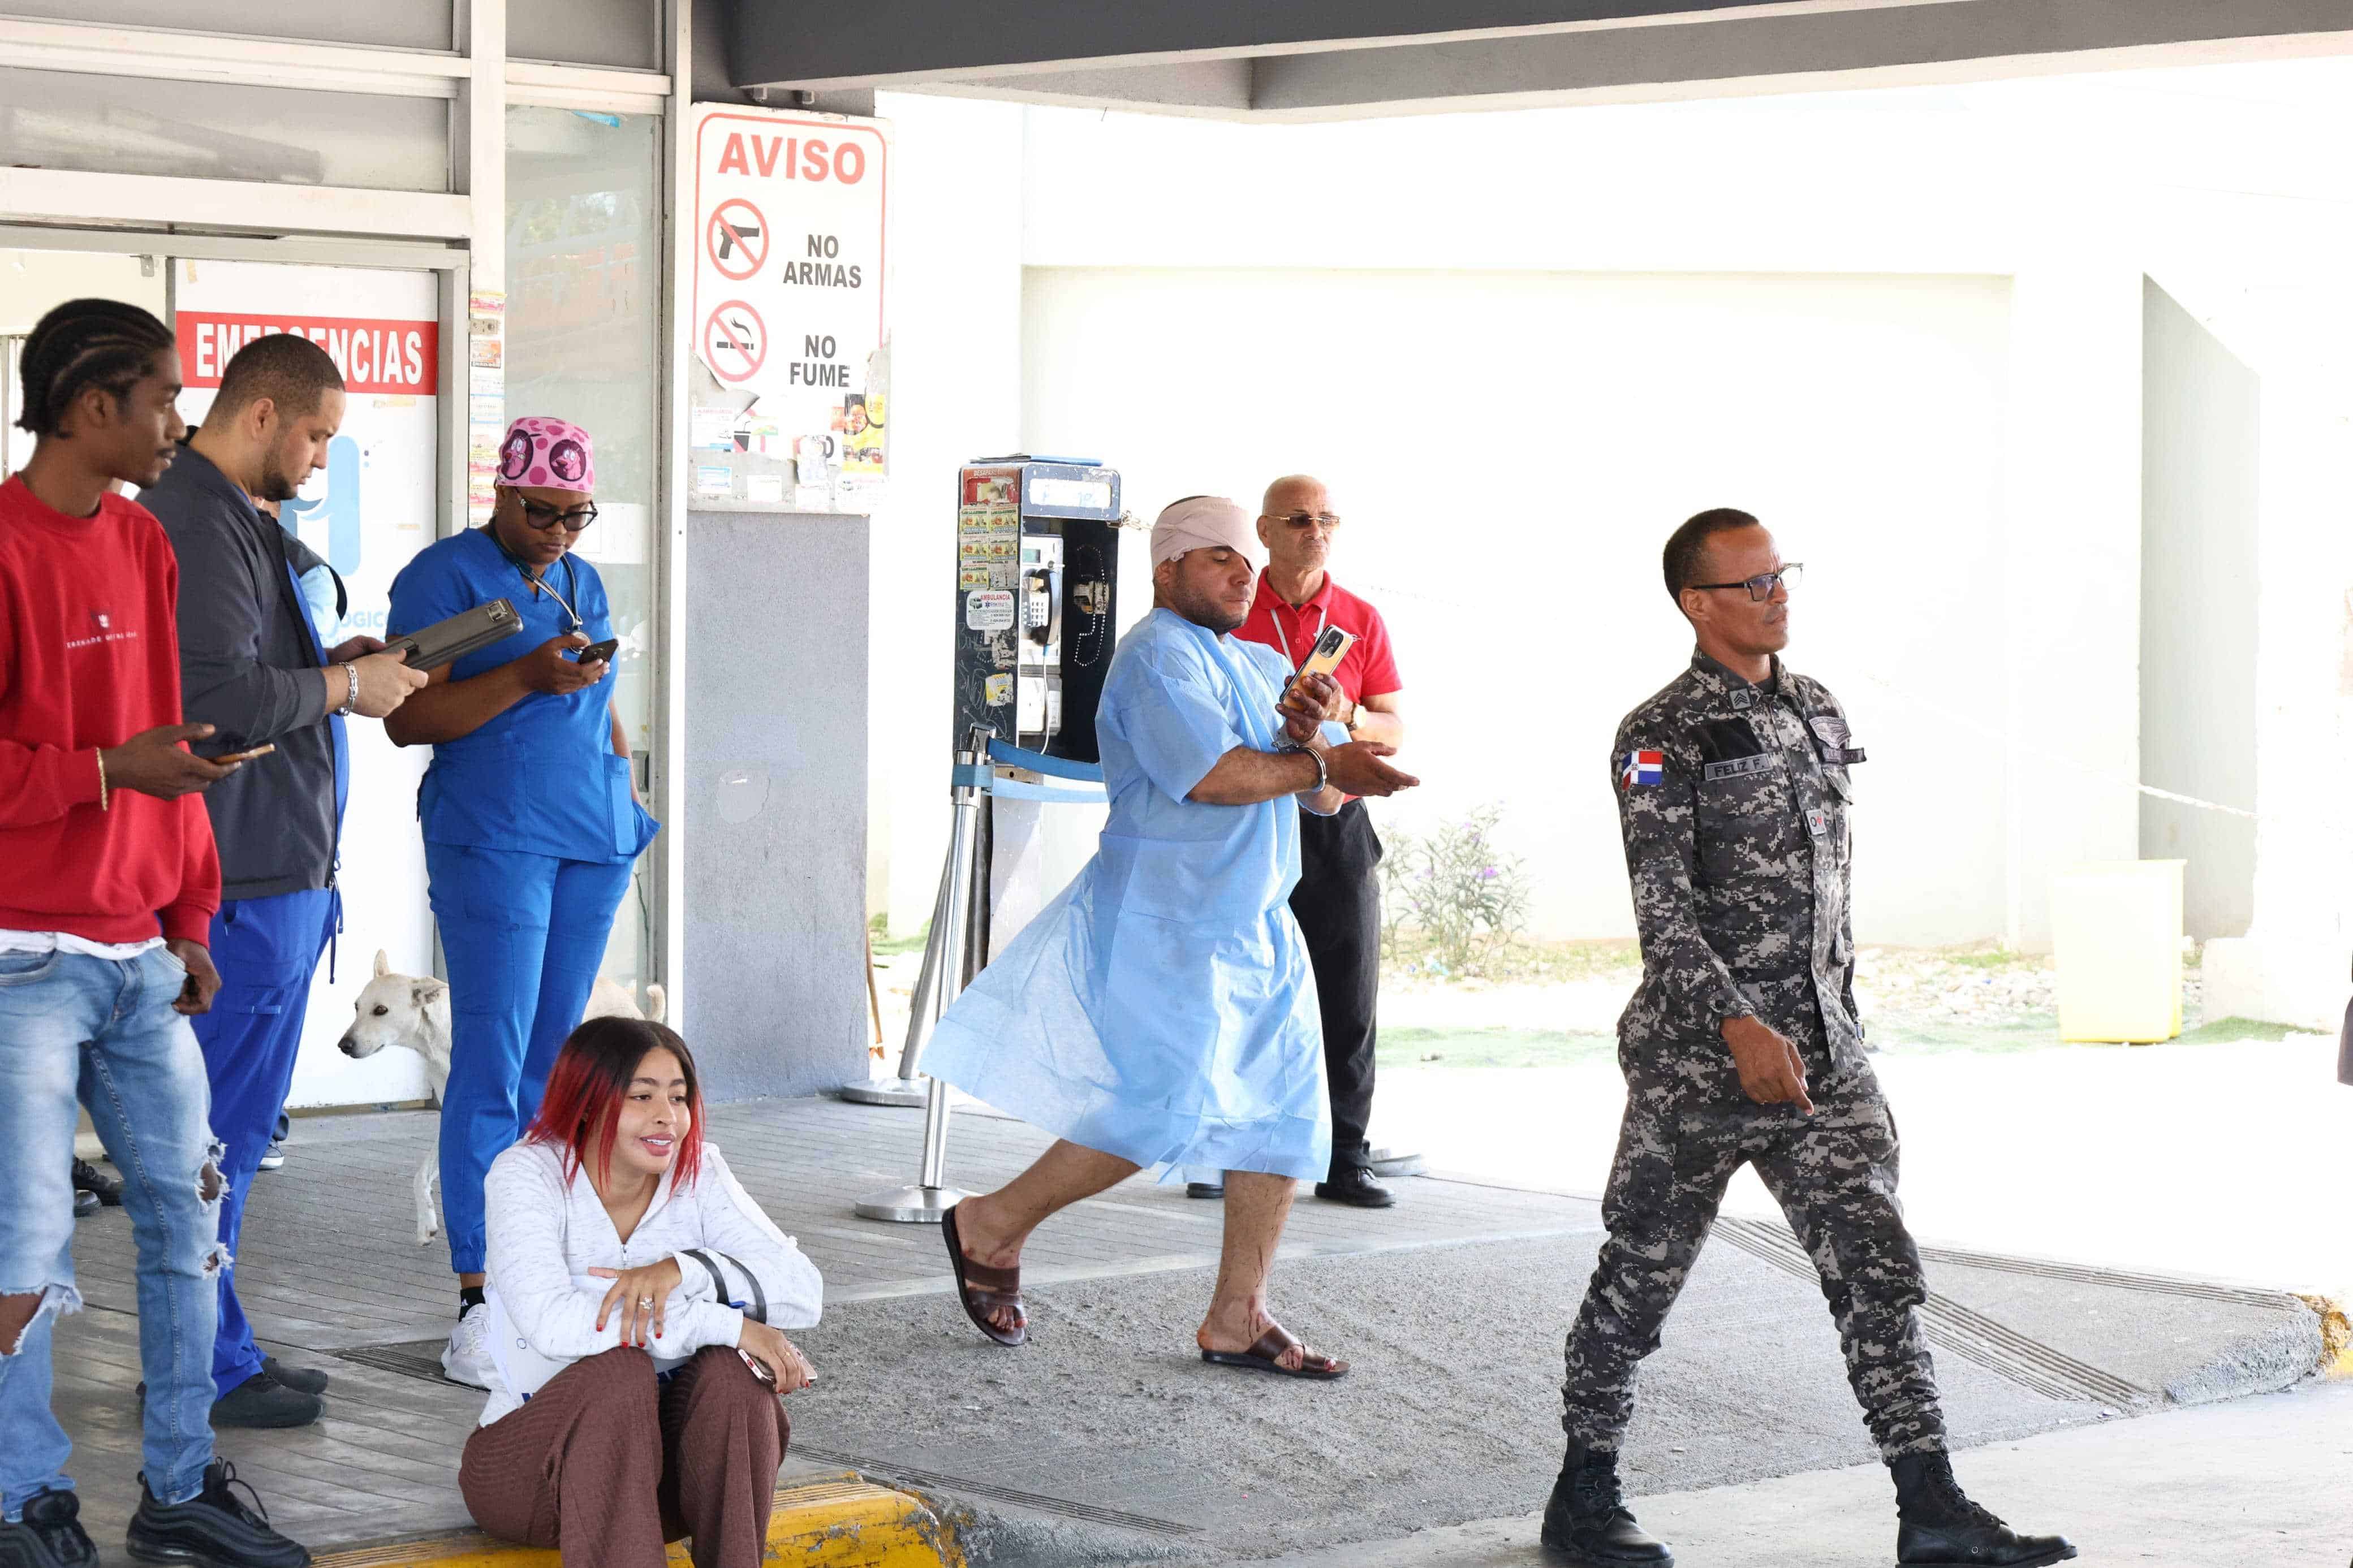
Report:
702,301,766,383
178,313,441,396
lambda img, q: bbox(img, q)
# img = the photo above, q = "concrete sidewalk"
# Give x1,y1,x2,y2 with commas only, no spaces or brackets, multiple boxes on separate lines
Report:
1250,1379,2353,1568
49,1095,2339,1565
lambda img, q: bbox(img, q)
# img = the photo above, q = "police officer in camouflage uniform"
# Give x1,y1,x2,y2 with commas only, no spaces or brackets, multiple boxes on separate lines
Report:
1539,510,2074,1568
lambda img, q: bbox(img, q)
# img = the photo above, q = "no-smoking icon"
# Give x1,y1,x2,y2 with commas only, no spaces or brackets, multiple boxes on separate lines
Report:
704,301,766,383
707,198,766,280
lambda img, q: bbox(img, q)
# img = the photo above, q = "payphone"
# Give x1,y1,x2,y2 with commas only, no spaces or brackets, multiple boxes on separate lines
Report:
951,457,1122,762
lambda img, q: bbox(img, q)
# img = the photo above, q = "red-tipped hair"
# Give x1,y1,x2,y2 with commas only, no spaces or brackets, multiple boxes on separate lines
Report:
525,1016,706,1190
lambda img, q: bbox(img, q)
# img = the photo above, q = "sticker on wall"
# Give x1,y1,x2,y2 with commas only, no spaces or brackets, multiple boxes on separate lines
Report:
966,589,1016,632
958,565,991,589
696,465,732,496
984,672,1014,706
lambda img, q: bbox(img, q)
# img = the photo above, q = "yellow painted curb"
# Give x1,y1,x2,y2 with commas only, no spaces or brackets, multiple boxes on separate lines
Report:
312,1475,962,1568
2294,1293,2351,1378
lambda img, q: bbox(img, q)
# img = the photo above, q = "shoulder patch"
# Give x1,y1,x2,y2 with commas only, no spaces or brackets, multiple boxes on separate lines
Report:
1618,749,1664,791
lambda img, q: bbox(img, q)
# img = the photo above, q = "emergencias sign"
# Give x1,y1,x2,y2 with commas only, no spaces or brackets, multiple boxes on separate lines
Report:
690,105,890,500
179,312,440,396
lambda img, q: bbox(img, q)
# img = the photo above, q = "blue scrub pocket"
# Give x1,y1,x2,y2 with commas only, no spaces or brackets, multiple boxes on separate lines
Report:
607,753,660,859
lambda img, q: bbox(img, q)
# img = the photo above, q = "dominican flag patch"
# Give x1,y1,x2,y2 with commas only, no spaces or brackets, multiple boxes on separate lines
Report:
1619,750,1664,790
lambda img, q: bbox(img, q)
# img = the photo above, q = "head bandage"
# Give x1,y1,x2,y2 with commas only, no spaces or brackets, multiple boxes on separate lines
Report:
1150,496,1258,569
497,415,596,495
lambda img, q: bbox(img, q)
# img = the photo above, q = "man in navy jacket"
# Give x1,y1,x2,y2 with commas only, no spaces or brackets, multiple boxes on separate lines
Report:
142,332,423,1427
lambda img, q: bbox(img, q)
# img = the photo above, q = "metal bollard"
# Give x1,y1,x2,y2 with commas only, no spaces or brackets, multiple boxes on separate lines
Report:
854,735,988,1223
838,852,951,1108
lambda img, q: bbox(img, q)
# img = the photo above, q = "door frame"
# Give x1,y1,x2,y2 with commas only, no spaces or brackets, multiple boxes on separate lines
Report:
0,224,470,540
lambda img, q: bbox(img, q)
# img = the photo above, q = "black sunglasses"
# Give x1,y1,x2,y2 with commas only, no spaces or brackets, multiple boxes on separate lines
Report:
1687,563,1802,602
514,496,599,533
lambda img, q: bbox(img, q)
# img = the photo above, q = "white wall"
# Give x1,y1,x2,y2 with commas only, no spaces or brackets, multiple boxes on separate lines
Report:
865,92,1029,936
870,58,2353,970
1021,264,2016,944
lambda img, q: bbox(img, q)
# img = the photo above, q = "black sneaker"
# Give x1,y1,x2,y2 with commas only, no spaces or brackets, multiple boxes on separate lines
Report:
209,1370,322,1430
261,1357,331,1396
71,1187,98,1220
0,1487,97,1568
70,1159,122,1206
127,1461,309,1568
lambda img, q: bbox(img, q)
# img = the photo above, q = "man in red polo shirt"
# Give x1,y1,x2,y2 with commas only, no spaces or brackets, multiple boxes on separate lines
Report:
1226,474,1408,1208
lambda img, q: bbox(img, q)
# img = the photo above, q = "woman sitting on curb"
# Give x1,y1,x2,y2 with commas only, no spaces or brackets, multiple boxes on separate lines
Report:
460,1017,822,1568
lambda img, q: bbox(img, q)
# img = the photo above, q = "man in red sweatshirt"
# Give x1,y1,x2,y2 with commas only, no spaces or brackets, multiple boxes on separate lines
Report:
0,299,311,1568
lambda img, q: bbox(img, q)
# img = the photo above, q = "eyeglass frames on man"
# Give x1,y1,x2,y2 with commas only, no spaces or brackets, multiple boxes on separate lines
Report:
514,496,600,533
1687,563,1802,602
1267,511,1342,532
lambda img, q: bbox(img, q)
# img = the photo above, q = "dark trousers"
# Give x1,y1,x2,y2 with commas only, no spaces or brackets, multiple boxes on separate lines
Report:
460,1346,790,1568
1291,798,1383,1175
1560,1084,1946,1461
189,888,335,1398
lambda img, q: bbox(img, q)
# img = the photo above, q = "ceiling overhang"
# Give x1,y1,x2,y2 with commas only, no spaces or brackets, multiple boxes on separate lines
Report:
722,0,2353,120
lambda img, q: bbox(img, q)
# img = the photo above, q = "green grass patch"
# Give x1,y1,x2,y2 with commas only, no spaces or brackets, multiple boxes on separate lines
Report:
2169,1016,2316,1046
1379,1025,1618,1070
1867,1018,2063,1055
867,915,931,957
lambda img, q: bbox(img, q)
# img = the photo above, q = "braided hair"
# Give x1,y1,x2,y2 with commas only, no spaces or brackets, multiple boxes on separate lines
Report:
13,298,176,439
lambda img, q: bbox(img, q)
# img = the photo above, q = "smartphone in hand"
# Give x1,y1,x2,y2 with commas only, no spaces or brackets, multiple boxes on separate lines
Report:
571,638,620,664
1295,625,1356,687
213,744,277,766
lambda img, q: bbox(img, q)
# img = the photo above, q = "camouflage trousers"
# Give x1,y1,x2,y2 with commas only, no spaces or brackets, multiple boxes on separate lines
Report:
1559,1085,1947,1461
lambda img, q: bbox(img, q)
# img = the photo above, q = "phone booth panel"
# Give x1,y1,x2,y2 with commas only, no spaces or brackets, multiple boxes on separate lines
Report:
951,457,1122,763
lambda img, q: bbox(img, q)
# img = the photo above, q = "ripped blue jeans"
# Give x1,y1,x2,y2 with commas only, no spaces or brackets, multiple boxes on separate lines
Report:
0,947,223,1519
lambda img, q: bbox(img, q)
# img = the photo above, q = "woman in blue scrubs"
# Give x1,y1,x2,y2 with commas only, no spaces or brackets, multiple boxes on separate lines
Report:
383,416,658,1385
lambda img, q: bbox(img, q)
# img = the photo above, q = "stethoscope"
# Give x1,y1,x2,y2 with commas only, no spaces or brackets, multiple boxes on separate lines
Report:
487,524,583,633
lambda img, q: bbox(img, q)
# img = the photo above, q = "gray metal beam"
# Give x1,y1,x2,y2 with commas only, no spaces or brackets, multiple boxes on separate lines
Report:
723,0,1811,89
1252,0,2353,117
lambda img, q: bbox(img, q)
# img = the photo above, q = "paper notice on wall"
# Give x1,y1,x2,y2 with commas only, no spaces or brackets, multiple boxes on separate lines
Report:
691,405,738,452
747,473,787,504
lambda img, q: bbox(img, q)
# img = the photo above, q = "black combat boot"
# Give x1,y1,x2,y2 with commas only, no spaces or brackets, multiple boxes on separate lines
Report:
1890,1452,2075,1565
1540,1442,1672,1565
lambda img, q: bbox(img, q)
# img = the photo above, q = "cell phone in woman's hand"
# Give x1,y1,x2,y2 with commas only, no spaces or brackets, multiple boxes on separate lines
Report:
739,1348,777,1386
570,638,619,664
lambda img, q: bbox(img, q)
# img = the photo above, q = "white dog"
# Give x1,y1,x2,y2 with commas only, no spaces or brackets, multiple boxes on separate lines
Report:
339,949,666,1245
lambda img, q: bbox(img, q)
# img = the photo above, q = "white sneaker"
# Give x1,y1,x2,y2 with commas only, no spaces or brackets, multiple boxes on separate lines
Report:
441,1304,494,1389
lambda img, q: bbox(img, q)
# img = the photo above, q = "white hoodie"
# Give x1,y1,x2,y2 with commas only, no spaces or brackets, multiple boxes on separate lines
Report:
477,1138,823,1426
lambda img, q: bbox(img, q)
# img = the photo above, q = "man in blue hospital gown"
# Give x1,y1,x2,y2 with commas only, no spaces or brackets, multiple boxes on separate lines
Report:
925,496,1420,1379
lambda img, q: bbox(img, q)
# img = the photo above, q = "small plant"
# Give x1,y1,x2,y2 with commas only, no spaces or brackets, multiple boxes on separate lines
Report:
1377,805,1532,977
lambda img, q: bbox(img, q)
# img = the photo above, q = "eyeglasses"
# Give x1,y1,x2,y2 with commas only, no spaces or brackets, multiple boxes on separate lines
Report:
1267,512,1342,532
514,496,599,533
1687,563,1802,602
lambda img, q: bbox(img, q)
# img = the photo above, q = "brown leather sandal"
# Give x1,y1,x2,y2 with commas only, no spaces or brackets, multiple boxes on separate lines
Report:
942,1203,1026,1347
1199,1325,1348,1380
